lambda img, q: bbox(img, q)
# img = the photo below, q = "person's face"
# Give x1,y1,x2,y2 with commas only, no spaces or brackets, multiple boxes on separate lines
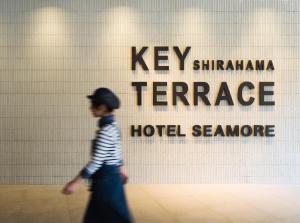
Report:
89,103,107,117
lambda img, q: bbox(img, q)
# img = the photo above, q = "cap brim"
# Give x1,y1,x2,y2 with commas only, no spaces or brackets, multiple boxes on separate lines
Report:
87,95,94,99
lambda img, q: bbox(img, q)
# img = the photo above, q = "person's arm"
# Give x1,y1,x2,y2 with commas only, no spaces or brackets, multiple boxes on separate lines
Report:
62,126,114,195
116,128,129,184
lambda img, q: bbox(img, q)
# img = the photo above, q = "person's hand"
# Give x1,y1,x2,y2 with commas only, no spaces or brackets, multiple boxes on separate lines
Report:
119,167,129,184
62,175,83,195
62,180,78,195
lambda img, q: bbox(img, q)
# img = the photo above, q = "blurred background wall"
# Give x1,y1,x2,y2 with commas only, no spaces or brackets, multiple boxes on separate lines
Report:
0,0,299,184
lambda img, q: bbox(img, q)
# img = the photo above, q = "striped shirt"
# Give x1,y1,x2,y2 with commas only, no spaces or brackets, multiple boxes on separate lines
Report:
80,118,123,179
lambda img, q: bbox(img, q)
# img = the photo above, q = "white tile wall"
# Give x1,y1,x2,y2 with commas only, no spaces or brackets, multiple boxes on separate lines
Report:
0,0,299,184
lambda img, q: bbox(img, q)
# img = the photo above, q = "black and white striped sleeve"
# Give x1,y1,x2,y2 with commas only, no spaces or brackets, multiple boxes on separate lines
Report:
80,125,116,179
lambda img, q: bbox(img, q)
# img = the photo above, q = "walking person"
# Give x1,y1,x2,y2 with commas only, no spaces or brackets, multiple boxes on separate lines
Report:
62,87,133,223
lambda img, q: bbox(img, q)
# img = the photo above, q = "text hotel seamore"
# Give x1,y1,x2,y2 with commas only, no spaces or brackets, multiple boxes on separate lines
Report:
130,46,275,138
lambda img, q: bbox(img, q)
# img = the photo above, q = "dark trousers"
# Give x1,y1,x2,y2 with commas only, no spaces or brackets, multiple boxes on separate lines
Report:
83,165,133,223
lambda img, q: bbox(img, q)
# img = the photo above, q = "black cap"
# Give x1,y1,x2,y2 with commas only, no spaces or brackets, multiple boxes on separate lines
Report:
87,88,120,110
